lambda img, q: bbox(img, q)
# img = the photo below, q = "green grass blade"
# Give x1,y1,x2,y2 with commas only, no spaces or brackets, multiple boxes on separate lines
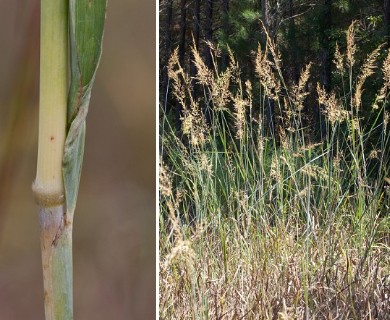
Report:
63,0,107,216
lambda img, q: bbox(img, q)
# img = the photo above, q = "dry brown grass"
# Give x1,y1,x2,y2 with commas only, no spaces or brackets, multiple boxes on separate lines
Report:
160,216,389,319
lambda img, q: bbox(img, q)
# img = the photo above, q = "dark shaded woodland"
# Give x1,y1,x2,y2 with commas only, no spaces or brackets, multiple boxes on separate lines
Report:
160,0,390,139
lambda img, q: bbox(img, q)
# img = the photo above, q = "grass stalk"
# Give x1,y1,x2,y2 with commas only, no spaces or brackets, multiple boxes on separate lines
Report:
32,0,72,319
31,1,106,318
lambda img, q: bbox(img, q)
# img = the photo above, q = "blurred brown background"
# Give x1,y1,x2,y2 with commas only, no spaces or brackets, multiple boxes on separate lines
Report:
0,1,155,319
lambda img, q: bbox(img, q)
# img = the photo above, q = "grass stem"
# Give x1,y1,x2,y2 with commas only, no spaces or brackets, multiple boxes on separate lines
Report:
32,0,72,318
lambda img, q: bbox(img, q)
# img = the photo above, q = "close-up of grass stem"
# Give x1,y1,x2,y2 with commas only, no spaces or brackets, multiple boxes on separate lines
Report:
0,1,155,318
32,1,107,318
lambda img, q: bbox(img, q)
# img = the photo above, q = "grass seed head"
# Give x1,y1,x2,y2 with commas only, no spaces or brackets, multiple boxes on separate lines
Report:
255,45,281,98
334,42,345,74
379,50,390,99
168,48,192,109
192,45,213,86
317,83,347,124
355,44,383,109
384,111,389,129
198,153,213,175
292,63,311,111
181,101,208,147
347,21,358,68
163,239,195,270
232,93,248,140
211,69,231,111
159,159,173,197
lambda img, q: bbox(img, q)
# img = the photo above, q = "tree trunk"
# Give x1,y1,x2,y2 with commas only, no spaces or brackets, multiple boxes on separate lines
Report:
319,0,332,140
261,0,275,138
221,0,230,70
288,0,299,84
161,0,173,113
321,0,332,93
204,0,213,69
385,0,390,46
261,0,269,32
176,0,187,131
203,0,213,124
178,0,187,66
190,0,201,99
164,0,173,63
192,0,200,49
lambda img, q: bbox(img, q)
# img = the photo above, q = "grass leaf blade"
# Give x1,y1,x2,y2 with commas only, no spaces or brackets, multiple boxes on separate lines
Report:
64,0,107,215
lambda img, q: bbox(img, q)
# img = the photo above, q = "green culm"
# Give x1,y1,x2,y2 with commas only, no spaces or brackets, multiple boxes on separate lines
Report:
32,1,107,319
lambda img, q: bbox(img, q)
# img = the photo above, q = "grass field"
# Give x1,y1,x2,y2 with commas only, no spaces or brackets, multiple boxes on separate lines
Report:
159,28,390,318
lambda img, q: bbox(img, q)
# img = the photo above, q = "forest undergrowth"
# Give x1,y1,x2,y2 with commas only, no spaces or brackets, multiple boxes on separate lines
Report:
159,23,390,319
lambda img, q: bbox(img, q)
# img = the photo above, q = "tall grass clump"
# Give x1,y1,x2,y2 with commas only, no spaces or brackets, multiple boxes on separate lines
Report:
32,1,106,319
160,23,390,319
